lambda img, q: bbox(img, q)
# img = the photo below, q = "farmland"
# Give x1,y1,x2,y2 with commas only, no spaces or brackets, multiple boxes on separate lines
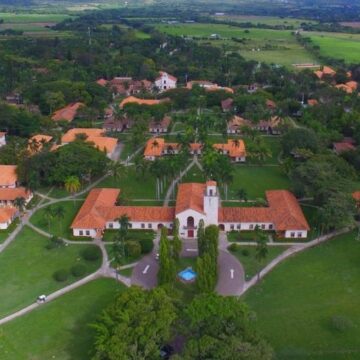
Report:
304,31,360,63
156,23,317,67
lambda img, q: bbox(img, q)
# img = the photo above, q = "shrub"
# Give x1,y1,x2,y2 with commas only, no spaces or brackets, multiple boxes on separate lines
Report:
228,243,238,252
125,240,142,258
82,246,101,261
241,249,250,256
53,269,69,282
46,236,65,250
140,238,154,254
71,264,87,277
330,315,353,333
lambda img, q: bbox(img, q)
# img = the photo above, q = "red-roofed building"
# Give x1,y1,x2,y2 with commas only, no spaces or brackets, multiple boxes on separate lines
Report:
52,102,84,122
221,98,234,112
213,139,246,162
149,116,171,133
120,96,170,109
0,207,17,229
71,182,309,239
155,71,177,92
333,141,356,154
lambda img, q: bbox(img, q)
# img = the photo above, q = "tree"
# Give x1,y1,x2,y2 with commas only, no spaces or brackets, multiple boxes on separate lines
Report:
254,226,268,282
158,227,176,285
181,293,273,359
282,128,319,157
44,206,54,233
64,175,81,205
92,287,177,360
108,161,127,182
13,196,26,212
237,188,248,202
197,219,206,256
172,218,182,261
114,214,131,265
53,205,65,234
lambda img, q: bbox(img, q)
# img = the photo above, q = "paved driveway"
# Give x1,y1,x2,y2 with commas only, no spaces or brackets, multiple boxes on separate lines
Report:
180,238,198,258
216,250,245,296
131,252,159,289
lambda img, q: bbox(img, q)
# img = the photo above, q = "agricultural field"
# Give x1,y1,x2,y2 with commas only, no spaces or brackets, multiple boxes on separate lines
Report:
0,279,124,360
0,226,101,318
245,231,360,359
304,31,360,63
156,23,316,67
211,15,317,27
0,12,74,37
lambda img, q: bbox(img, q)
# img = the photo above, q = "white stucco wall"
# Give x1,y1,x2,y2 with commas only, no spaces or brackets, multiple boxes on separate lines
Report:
176,209,206,237
284,230,308,238
0,219,12,229
155,74,177,91
221,222,274,232
73,228,97,238
106,220,173,231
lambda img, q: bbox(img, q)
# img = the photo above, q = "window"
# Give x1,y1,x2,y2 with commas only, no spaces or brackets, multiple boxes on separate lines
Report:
230,224,234,230
79,230,83,236
237,224,241,230
129,223,132,229
249,224,254,230
261,224,265,230
269,224,273,230
86,230,90,236
209,189,213,196
109,223,113,229
148,224,152,229
141,223,145,229
291,232,295,238
297,232,302,238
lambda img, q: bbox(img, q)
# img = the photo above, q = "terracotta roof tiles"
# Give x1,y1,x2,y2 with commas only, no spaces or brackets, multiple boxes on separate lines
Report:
175,183,205,215
0,165,17,186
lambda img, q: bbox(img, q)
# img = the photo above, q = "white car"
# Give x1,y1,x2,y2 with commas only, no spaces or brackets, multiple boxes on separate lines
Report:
37,295,47,303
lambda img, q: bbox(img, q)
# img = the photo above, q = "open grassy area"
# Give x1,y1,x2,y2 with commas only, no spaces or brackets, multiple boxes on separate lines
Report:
30,200,82,239
180,164,206,183
229,244,289,280
156,23,315,67
211,15,317,26
226,165,291,200
0,218,19,244
97,166,158,199
0,279,124,360
244,231,360,359
0,226,101,318
305,31,360,63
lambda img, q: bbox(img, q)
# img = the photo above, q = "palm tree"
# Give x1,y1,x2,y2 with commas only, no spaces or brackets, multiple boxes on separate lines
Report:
64,176,81,205
44,206,54,233
13,197,26,222
115,214,131,262
254,228,268,282
236,188,248,202
107,162,127,182
53,205,65,234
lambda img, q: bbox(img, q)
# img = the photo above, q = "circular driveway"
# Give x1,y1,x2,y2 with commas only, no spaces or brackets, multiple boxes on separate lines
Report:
131,252,159,289
216,250,245,296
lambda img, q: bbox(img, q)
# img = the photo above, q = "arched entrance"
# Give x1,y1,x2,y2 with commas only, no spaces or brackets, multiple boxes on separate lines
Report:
218,224,225,231
187,216,195,238
157,223,164,230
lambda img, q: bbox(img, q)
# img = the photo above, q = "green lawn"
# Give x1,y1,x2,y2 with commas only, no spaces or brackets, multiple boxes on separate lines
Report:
0,226,101,318
305,31,360,63
229,244,288,280
181,164,206,183
0,279,124,360
0,12,73,23
226,165,291,200
97,166,158,199
211,15,317,26
244,231,360,359
30,201,83,239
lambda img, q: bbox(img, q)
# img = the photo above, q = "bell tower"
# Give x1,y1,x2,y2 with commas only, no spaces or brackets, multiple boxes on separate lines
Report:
203,181,219,225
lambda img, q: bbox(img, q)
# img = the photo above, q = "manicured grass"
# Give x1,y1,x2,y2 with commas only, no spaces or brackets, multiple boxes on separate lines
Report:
229,244,288,280
227,230,258,242
118,267,134,277
174,257,198,303
226,165,291,200
180,164,206,183
0,279,124,360
0,226,101,318
244,231,360,359
305,31,360,63
97,166,158,199
30,201,83,239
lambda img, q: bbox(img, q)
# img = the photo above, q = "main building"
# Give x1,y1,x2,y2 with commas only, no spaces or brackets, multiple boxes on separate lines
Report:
71,181,309,239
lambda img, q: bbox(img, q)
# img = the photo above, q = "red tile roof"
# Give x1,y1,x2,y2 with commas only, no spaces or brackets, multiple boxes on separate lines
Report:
120,96,169,109
213,139,246,157
333,142,356,153
175,183,206,215
227,116,252,131
52,102,84,122
0,207,17,223
101,206,175,222
0,165,17,186
219,207,272,223
307,99,318,106
0,132,6,137
221,98,234,111
28,134,53,154
144,138,165,157
96,78,108,86
156,71,177,82
0,187,31,201
352,191,360,202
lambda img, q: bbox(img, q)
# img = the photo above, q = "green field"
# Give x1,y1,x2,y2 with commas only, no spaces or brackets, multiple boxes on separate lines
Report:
211,15,316,26
156,23,316,67
229,244,289,279
226,165,291,200
244,231,360,359
0,226,101,318
30,201,83,239
0,279,124,360
305,31,360,63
